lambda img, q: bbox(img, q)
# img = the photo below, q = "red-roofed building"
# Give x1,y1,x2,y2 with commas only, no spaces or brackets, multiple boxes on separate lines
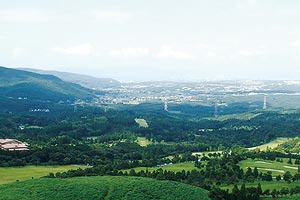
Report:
0,139,28,151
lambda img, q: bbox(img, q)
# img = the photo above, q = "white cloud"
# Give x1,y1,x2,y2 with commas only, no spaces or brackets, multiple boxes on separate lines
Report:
11,47,23,59
0,9,54,23
91,10,132,23
292,40,300,48
236,0,257,9
108,47,149,58
52,43,93,56
0,34,6,40
157,45,193,60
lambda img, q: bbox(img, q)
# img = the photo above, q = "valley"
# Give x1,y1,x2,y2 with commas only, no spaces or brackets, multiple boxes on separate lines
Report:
1,67,300,199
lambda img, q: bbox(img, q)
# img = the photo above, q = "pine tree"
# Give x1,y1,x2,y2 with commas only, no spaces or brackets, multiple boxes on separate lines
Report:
257,183,262,195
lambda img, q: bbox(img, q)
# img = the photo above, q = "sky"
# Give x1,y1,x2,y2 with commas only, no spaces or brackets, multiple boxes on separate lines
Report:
1,0,300,81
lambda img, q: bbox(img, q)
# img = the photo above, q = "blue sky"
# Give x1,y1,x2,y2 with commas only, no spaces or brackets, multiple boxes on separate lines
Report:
1,0,300,81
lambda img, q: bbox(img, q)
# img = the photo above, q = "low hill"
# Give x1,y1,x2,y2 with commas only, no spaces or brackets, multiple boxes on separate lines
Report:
0,66,96,102
0,176,210,200
20,68,121,89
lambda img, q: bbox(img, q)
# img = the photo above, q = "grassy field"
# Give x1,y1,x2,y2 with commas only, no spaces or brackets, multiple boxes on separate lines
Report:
124,162,198,173
134,118,149,128
248,137,290,151
136,137,153,147
0,176,210,200
239,158,300,176
221,180,300,200
221,180,300,194
0,165,88,185
210,112,261,121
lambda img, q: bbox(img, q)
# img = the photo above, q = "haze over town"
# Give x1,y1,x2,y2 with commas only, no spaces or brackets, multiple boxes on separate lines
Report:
1,0,300,81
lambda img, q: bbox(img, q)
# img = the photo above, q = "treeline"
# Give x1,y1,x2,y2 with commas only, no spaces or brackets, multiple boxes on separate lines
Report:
44,151,300,200
2,107,300,149
211,184,300,200
0,136,209,167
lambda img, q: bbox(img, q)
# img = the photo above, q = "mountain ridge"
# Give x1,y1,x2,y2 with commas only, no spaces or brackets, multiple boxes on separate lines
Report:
0,66,96,103
19,68,121,89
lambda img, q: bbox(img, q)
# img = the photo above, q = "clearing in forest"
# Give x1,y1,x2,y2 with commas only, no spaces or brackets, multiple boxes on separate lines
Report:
136,137,153,147
135,118,149,128
239,158,300,176
248,137,290,151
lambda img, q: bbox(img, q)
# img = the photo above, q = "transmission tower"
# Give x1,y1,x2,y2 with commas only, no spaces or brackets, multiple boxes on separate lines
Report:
214,102,218,118
74,104,78,112
164,101,168,112
263,96,267,110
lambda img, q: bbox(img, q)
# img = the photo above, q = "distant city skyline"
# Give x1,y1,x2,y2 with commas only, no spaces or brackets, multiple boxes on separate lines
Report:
1,0,300,81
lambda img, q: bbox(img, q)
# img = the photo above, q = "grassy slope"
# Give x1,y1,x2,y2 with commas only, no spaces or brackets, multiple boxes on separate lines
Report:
0,165,87,185
0,176,210,200
125,162,198,173
220,158,300,198
239,158,300,176
207,112,261,121
136,137,153,147
248,137,290,151
134,118,149,128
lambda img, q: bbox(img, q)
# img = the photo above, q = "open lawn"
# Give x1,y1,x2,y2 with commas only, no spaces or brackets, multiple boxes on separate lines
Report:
221,180,300,191
248,137,290,151
135,118,149,128
239,158,299,176
221,180,300,199
136,137,153,147
0,165,88,185
124,162,198,173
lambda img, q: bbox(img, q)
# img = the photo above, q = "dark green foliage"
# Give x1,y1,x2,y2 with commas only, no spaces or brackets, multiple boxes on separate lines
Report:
0,176,210,200
0,66,97,113
283,171,293,182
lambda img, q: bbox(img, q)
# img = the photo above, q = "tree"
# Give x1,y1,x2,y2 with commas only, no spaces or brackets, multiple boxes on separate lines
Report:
257,183,262,195
280,187,289,196
283,171,292,183
263,189,270,196
253,167,259,178
276,175,281,181
245,167,253,178
232,184,239,199
271,189,277,198
293,173,300,182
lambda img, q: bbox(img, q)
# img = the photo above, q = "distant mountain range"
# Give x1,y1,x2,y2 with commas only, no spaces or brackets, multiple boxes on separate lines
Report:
20,68,121,89
0,66,97,102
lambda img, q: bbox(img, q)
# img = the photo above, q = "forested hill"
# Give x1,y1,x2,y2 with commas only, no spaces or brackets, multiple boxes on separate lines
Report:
20,68,121,89
0,66,97,102
0,176,210,200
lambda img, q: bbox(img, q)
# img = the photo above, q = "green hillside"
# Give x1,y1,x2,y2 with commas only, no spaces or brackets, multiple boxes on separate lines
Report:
20,68,121,89
0,66,96,102
0,176,210,200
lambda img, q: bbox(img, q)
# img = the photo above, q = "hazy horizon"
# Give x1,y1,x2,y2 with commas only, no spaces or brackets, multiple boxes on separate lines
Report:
1,0,300,81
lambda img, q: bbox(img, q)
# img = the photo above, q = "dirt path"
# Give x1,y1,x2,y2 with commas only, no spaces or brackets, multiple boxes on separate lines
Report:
284,166,298,170
258,168,284,173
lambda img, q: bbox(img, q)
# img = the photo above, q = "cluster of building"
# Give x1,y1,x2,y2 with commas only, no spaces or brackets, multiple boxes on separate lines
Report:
0,139,28,151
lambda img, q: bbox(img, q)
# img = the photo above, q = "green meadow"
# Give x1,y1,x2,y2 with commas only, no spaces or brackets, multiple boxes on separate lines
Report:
238,158,299,176
0,165,87,185
125,161,198,173
134,118,149,128
136,137,153,147
248,137,290,151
